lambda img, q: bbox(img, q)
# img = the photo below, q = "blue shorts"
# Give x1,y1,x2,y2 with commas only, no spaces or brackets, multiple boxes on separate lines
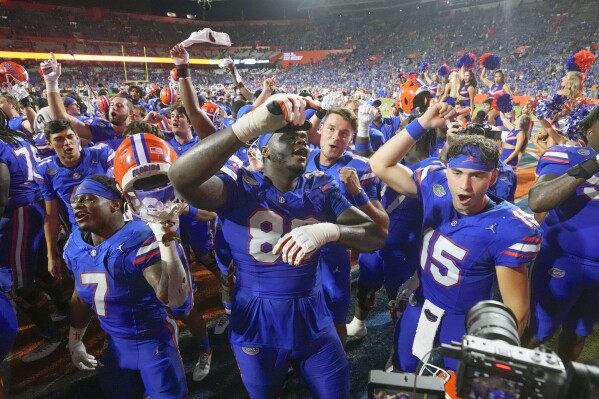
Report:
231,324,349,399
319,244,351,324
530,248,599,340
100,317,187,399
358,248,418,300
213,218,232,275
0,291,18,363
0,202,45,289
396,297,465,372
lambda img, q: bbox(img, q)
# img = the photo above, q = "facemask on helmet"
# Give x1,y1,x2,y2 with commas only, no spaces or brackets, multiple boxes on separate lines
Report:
399,78,432,114
113,133,183,222
0,62,30,100
202,103,224,130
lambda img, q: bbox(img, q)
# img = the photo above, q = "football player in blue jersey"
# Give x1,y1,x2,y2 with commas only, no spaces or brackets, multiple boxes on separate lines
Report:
170,44,217,140
34,119,114,279
525,106,599,362
65,175,188,399
306,105,389,346
169,94,386,398
371,102,542,372
0,114,64,365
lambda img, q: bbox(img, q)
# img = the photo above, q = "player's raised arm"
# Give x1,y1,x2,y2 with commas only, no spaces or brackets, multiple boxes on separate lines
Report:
170,44,216,139
371,102,457,197
169,94,317,211
40,54,93,140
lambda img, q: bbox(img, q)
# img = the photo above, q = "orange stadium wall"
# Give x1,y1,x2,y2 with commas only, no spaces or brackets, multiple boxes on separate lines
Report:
281,50,352,68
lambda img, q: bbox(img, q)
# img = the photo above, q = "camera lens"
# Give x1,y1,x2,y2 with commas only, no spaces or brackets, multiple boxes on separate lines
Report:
465,300,520,346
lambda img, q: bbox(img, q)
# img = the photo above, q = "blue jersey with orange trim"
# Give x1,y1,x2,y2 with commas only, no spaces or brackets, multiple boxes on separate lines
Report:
8,115,27,132
536,145,599,261
414,165,542,313
306,150,379,206
215,168,352,348
488,83,506,97
64,222,184,338
32,133,55,159
168,135,198,156
34,146,114,226
84,117,121,146
0,137,41,209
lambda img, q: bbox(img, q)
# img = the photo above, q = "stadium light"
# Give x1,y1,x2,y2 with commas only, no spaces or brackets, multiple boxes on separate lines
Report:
186,14,196,19
166,12,177,17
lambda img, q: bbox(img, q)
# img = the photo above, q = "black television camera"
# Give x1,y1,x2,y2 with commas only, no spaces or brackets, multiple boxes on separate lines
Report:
457,122,502,141
368,301,599,398
442,301,599,399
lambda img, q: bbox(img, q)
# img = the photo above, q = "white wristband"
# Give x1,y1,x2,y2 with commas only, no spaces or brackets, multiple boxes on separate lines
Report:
46,80,59,93
357,122,370,138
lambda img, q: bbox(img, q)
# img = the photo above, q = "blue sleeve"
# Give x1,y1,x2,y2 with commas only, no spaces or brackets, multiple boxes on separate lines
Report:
133,233,161,270
33,166,58,201
214,168,241,215
327,186,353,220
494,216,542,268
536,146,572,176
86,117,116,143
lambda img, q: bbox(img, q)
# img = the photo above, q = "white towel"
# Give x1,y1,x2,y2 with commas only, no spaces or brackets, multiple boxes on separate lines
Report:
181,28,231,47
412,299,445,363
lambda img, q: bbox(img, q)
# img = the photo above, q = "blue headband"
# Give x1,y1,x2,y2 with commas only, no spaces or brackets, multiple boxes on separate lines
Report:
64,96,76,107
447,145,496,172
74,178,121,201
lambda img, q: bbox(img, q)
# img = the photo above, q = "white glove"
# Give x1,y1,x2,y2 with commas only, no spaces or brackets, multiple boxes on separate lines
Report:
68,326,97,371
357,104,378,138
231,94,316,143
137,195,185,225
218,57,234,69
320,92,345,111
273,223,340,266
147,217,181,245
40,53,61,92
170,43,189,66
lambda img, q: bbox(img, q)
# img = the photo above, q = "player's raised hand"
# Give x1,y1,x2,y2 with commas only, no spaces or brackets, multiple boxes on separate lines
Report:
357,104,378,125
170,43,189,66
40,53,61,82
339,167,362,195
320,92,345,111
148,216,181,245
231,94,321,143
418,102,459,130
218,57,234,69
272,223,340,266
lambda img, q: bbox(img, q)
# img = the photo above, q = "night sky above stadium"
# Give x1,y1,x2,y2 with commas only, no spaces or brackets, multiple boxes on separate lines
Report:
30,0,306,20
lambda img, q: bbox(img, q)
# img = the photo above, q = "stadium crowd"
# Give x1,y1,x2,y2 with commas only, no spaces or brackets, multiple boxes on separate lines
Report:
1,0,599,398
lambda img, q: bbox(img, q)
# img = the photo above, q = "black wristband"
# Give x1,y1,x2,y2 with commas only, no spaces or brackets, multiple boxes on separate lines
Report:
237,82,245,89
566,157,599,180
315,108,327,119
175,64,190,79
